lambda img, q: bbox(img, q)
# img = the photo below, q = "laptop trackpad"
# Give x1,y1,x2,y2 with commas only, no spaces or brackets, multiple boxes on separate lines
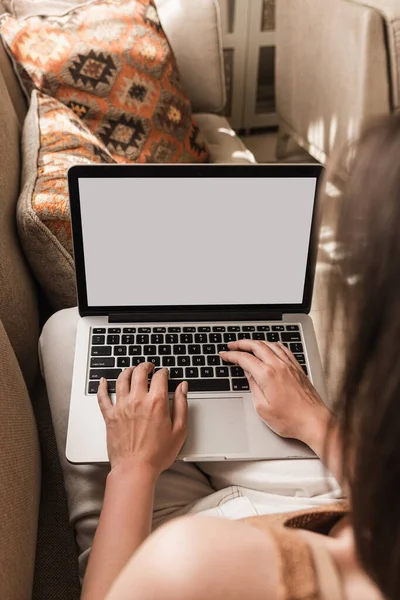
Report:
181,397,249,457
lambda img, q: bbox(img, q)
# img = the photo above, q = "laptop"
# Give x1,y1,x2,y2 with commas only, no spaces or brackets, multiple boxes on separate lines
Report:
66,163,328,464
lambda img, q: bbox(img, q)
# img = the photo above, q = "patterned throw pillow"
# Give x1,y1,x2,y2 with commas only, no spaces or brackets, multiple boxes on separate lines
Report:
1,0,209,163
18,90,116,309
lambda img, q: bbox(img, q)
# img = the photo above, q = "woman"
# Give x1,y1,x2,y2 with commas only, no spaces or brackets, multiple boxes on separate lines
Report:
82,116,400,600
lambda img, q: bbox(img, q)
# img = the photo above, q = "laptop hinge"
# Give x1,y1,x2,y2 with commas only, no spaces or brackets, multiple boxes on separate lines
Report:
108,311,283,323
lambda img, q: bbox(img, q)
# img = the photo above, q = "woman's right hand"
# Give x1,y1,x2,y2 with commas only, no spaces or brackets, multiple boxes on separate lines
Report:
220,340,332,447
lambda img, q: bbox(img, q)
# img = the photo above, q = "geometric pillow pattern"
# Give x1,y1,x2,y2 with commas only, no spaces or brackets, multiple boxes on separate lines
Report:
0,0,210,163
30,91,115,257
17,90,116,310
16,90,118,309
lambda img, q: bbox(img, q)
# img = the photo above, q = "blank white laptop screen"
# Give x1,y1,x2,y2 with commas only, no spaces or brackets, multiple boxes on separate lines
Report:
78,177,316,307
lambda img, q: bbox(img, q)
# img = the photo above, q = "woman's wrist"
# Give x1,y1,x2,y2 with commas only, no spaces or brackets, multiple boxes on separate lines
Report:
300,405,335,456
303,408,344,484
108,459,159,487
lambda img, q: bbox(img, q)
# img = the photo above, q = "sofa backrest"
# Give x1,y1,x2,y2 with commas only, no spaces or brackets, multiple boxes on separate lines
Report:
156,0,226,113
0,36,39,390
0,37,26,123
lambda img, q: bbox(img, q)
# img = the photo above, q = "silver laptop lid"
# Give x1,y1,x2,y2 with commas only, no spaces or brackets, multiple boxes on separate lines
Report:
68,164,324,320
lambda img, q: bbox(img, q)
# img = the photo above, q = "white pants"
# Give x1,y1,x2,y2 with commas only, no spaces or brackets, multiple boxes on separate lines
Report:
39,309,343,580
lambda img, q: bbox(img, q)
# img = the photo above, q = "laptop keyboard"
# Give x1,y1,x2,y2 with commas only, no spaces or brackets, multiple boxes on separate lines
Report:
87,324,307,395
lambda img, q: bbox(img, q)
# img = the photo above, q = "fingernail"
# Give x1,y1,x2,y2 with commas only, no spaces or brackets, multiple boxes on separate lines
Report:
100,377,105,384
219,351,226,355
182,381,188,394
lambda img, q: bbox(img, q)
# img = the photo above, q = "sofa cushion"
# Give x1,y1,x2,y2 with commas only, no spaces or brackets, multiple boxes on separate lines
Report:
0,0,210,163
194,114,256,163
18,90,116,310
0,319,40,600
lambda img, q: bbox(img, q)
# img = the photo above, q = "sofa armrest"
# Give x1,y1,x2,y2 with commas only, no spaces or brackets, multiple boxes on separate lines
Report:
0,320,40,600
276,0,391,163
155,0,226,114
349,0,400,111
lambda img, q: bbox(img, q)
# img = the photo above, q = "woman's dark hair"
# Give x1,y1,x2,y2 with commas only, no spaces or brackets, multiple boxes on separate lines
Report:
328,115,400,600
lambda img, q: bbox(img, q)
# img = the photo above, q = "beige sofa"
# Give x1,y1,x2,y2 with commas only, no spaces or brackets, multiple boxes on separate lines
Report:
275,0,399,168
0,2,255,598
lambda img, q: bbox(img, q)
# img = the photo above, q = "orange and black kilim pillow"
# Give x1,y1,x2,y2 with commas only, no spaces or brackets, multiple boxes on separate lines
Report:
28,91,116,258
1,0,210,163
17,91,117,309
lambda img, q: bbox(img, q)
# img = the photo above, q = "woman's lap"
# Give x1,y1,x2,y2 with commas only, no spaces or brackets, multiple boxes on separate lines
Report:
40,308,343,580
40,309,216,577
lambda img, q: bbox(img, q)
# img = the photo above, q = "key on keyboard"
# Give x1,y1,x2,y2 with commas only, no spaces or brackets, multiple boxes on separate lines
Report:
168,379,230,393
117,357,130,367
267,333,279,342
252,332,265,340
171,344,184,355
207,355,220,366
232,379,250,391
193,356,206,366
114,346,127,355
137,334,149,344
177,356,190,366
89,368,122,380
162,356,176,366
91,346,112,356
91,357,115,368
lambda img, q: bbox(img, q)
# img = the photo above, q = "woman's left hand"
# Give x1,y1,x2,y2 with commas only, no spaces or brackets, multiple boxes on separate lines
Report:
97,364,188,477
